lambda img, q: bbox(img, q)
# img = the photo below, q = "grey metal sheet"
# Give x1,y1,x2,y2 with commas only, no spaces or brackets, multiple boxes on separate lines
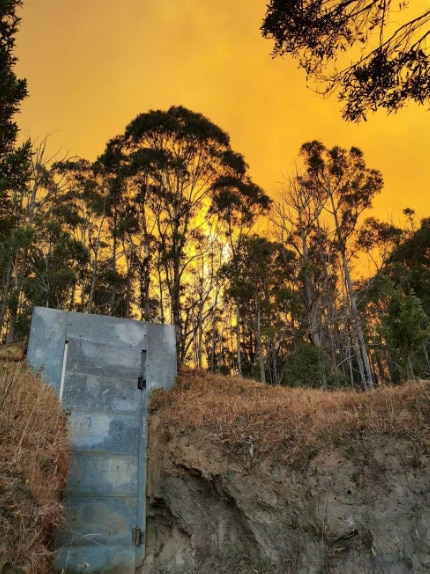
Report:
56,545,136,574
56,546,137,574
66,453,138,497
57,496,137,546
26,307,68,392
62,373,140,415
67,412,140,455
66,338,143,379
146,322,177,392
26,307,177,573
66,312,147,351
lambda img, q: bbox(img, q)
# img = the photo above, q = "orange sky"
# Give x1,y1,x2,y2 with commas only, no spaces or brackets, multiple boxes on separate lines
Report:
15,1,429,225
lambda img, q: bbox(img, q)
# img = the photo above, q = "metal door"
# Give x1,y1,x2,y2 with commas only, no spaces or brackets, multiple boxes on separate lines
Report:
56,337,147,572
26,307,176,574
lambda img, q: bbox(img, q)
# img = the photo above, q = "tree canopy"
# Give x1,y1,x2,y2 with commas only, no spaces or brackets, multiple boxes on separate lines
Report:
261,0,430,120
0,0,31,343
0,0,29,215
0,0,27,156
1,127,429,385
98,106,271,359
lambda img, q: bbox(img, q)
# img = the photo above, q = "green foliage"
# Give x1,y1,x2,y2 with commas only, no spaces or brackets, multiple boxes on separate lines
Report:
99,106,271,359
24,233,89,310
361,266,430,384
0,0,27,156
223,235,291,301
0,0,31,342
222,235,296,382
379,290,430,380
0,0,29,222
289,141,383,388
283,343,333,388
261,0,430,120
384,293,428,350
386,218,430,315
88,268,132,317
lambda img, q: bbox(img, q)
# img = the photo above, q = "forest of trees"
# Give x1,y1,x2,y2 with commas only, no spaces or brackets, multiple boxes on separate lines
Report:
1,1,429,389
1,122,429,388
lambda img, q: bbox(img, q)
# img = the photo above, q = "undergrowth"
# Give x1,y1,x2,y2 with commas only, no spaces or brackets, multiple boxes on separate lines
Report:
0,361,69,573
150,368,430,468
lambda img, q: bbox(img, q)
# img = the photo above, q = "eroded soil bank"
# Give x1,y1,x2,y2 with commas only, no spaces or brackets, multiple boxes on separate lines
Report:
141,371,430,574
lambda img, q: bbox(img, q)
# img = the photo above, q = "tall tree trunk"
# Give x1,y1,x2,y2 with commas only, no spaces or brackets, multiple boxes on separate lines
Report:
141,242,151,321
255,300,266,384
88,216,106,313
342,253,374,389
236,301,242,377
0,260,12,340
197,308,203,369
210,315,217,373
328,191,375,390
271,344,279,385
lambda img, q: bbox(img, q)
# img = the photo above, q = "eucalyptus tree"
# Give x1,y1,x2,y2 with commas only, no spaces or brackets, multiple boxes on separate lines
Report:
297,142,384,389
271,175,338,387
210,169,272,374
21,161,90,313
0,142,92,338
23,222,89,311
99,106,271,360
179,233,228,367
0,141,55,341
354,215,430,384
374,217,430,380
355,217,403,274
273,142,384,388
385,217,430,315
222,235,295,383
262,0,430,120
51,157,127,315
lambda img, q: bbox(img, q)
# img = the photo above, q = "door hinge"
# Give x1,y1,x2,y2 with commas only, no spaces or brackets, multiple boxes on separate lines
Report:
132,527,144,546
137,376,146,390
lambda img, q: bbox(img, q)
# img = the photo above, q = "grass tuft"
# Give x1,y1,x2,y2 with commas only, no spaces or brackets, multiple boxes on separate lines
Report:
150,369,430,469
0,361,69,573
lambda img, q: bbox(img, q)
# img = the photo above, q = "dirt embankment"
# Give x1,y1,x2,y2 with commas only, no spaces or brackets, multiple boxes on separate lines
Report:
143,370,430,574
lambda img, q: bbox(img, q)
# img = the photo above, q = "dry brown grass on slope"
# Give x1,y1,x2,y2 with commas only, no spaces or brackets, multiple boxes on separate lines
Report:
150,368,430,468
0,362,69,574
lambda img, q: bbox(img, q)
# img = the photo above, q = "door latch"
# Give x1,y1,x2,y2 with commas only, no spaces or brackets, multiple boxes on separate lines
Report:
132,527,143,546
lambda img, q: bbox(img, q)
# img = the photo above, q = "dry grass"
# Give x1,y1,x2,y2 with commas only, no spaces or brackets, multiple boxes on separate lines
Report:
150,368,430,468
0,362,69,573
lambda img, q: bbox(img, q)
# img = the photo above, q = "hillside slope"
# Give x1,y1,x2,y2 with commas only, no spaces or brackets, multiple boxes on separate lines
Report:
0,361,69,574
143,369,430,574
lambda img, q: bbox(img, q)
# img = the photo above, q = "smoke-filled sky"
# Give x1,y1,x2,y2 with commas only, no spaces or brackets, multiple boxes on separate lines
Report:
16,1,429,223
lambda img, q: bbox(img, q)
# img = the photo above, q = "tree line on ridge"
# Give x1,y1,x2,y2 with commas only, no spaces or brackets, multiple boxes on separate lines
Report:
1,0,429,389
1,109,429,388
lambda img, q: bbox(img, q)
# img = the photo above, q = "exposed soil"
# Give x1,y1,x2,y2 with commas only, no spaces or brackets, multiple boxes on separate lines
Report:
142,371,430,573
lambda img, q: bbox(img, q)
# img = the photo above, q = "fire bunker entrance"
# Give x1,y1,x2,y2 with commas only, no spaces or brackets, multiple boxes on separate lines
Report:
27,307,177,573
